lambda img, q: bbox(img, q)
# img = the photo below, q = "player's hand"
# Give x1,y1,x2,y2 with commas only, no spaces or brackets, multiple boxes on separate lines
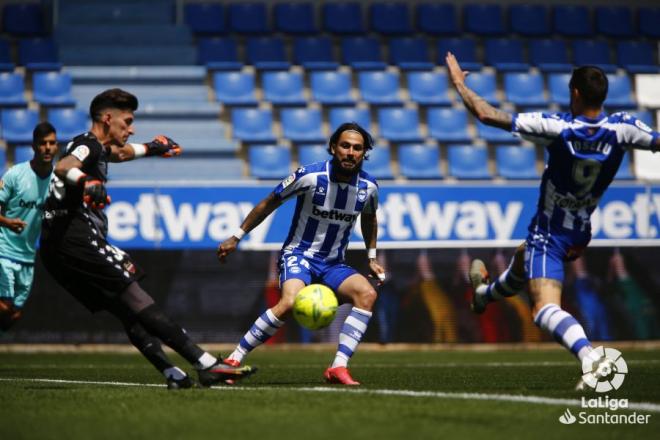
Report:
2,218,27,234
445,51,469,87
145,135,181,158
217,236,239,264
80,175,110,209
368,259,387,286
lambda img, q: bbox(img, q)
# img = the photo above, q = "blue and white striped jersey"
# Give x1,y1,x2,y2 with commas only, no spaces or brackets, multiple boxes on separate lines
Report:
513,111,659,232
273,160,379,263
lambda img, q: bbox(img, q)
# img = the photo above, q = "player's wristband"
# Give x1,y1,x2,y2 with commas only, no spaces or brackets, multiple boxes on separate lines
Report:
65,168,86,185
131,143,147,158
367,248,377,260
232,227,246,240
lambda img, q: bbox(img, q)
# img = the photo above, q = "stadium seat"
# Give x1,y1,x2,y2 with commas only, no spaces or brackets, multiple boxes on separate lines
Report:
616,42,658,74
33,72,76,107
436,38,482,71
476,121,518,144
573,40,616,73
504,72,548,107
464,72,498,106
554,5,593,37
484,39,529,72
231,108,277,143
341,37,386,70
198,38,242,70
298,144,329,165
398,144,442,179
48,108,88,142
322,3,365,35
0,73,27,107
274,3,317,34
184,3,226,35
0,39,15,71
638,7,660,39
263,71,306,106
548,74,571,107
281,108,325,143
2,4,44,36
369,3,412,35
248,145,292,179
509,5,550,36
328,107,372,133
529,39,571,73
13,145,33,163
407,71,451,106
606,74,635,109
362,146,394,179
358,71,402,105
246,37,290,70
228,3,269,34
596,6,634,38
464,4,505,36
213,71,258,106
18,38,61,71
427,108,471,143
416,3,458,36
378,108,423,143
615,152,634,180
1,109,39,144
0,148,6,170
447,145,492,179
310,71,355,106
495,145,539,179
293,37,338,70
388,38,433,70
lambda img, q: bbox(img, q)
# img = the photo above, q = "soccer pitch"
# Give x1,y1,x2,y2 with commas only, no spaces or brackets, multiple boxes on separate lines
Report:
1,345,658,440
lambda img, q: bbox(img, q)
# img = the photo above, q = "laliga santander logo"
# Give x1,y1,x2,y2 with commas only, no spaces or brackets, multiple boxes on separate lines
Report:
580,346,628,393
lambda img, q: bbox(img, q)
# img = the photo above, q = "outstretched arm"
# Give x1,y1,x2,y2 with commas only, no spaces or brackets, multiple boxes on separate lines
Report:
446,52,513,131
361,212,386,285
108,136,182,163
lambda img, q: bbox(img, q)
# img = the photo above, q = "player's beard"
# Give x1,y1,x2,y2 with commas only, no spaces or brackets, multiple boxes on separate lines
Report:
332,156,362,178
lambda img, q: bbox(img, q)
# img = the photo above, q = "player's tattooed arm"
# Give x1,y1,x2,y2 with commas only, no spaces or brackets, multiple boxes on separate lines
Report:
446,52,513,131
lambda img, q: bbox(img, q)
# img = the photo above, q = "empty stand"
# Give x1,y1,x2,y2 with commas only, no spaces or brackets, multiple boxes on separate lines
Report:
436,38,482,71
370,3,412,35
378,108,423,143
213,71,258,106
416,4,458,36
504,72,548,107
48,108,89,142
0,73,27,107
293,37,338,70
407,71,451,106
198,38,242,70
33,72,76,107
18,38,61,71
232,108,277,144
484,39,529,72
529,39,571,73
464,72,498,106
548,73,571,107
322,3,365,35
298,144,329,165
184,3,226,36
274,3,317,34
509,5,550,36
108,158,244,182
427,108,471,143
606,74,636,109
495,145,539,179
389,38,433,70
362,146,394,180
310,71,355,106
2,3,45,36
263,71,306,106
573,40,616,73
554,5,593,37
398,144,442,179
1,109,39,144
248,145,291,179
358,71,402,105
229,3,269,34
246,37,290,70
595,6,634,38
329,107,372,132
616,42,658,74
447,145,492,179
341,37,386,70
281,108,325,143
464,4,506,36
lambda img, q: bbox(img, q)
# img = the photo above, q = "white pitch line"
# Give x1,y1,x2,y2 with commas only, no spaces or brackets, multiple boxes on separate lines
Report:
2,377,660,413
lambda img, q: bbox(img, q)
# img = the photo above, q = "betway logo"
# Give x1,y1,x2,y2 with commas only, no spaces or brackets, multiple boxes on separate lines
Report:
312,205,357,222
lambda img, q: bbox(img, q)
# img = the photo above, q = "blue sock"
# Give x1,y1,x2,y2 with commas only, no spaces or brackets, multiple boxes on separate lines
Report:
229,309,284,363
534,303,593,361
331,307,372,368
483,267,526,302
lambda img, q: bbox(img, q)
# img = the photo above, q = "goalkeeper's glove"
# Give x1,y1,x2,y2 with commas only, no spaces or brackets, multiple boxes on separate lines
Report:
144,135,181,157
79,175,110,209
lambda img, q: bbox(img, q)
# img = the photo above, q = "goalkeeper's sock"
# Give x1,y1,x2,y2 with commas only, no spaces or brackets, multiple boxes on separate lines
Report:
229,309,284,363
331,307,372,368
534,303,592,362
481,266,525,302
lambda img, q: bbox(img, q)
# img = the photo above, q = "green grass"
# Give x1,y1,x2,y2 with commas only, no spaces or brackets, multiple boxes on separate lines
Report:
1,348,658,440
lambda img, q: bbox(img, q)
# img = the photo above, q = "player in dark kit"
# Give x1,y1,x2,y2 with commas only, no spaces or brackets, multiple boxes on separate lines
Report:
39,88,255,388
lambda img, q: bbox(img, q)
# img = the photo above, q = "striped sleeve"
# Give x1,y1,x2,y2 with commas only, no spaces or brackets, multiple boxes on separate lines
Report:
273,167,312,200
611,114,659,151
512,112,568,147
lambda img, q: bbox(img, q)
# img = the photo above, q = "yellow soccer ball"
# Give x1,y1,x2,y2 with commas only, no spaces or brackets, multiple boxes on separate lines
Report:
293,284,338,330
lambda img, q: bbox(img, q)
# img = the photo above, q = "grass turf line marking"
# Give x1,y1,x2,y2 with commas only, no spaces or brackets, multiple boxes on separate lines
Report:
2,377,660,413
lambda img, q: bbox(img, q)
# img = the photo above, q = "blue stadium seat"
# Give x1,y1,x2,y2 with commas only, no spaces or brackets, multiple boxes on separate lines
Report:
184,3,226,35
248,145,292,179
0,148,6,170
48,108,88,142
13,145,33,163
0,73,27,107
1,109,39,144
554,6,593,37
358,71,402,105
596,6,634,38
398,144,442,179
322,3,365,35
509,5,550,36
298,144,328,165
363,146,394,179
281,108,325,143
389,37,433,70
33,72,76,107
213,71,258,106
617,42,658,74
198,38,242,70
246,37,290,70
274,3,317,34
465,72,498,106
573,40,616,73
484,39,529,72
504,72,548,107
231,108,277,143
639,8,660,39
293,37,338,70
447,145,492,179
370,3,412,35
496,145,539,179
548,74,571,107
228,3,269,34
2,4,44,36
427,108,471,143
407,71,451,106
328,108,372,133
476,121,518,144
416,4,458,36
378,108,423,143
615,152,634,180
464,4,505,36
263,71,306,106
529,39,571,73
606,74,635,109
135,119,237,154
0,39,15,71
436,38,482,71
109,158,245,182
18,38,61,71
341,37,386,70
310,71,355,106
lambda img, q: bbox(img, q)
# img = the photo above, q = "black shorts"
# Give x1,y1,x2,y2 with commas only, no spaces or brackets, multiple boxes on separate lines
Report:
40,222,145,313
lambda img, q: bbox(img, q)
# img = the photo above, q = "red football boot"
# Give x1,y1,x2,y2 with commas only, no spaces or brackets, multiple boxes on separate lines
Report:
324,366,360,386
223,358,241,385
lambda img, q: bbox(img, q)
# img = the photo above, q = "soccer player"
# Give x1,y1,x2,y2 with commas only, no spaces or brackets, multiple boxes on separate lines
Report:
0,122,58,331
217,122,386,385
39,88,254,389
446,53,660,388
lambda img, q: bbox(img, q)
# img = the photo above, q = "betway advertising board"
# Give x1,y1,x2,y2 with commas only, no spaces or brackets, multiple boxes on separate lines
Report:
104,183,660,249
